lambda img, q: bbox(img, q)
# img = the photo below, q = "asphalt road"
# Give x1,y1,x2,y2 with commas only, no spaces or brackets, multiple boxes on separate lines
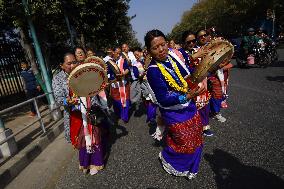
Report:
54,51,284,189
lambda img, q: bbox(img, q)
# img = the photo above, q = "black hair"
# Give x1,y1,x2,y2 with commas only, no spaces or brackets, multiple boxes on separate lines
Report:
144,29,166,50
85,46,94,52
133,47,143,52
61,52,74,64
73,46,85,54
181,30,195,43
195,29,206,37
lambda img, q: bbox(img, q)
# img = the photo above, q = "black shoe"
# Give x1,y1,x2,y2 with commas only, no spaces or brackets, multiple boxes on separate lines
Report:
203,129,214,137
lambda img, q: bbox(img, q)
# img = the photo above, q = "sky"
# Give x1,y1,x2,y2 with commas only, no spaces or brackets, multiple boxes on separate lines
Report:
127,0,197,45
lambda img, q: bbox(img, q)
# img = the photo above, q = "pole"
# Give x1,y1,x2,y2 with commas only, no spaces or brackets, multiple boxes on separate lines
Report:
64,12,75,48
62,0,75,48
0,118,5,132
22,0,61,120
33,98,46,133
272,10,275,39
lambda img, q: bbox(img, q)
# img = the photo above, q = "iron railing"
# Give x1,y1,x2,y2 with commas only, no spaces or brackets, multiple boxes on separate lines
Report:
0,92,61,146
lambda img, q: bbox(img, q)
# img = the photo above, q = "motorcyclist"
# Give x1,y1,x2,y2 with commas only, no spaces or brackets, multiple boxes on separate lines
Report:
257,28,274,47
242,28,260,56
238,28,260,67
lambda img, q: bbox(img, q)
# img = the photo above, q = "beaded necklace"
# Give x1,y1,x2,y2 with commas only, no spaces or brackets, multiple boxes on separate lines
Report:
156,56,188,93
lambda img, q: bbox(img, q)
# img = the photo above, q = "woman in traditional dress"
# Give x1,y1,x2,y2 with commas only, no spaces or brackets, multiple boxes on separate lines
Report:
86,47,96,58
145,29,205,179
106,47,130,123
220,62,233,108
52,52,108,175
133,47,157,124
74,47,87,64
180,30,213,137
204,31,228,122
52,52,77,143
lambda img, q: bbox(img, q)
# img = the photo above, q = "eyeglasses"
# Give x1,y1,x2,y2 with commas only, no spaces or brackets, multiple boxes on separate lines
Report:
75,51,85,56
185,39,197,45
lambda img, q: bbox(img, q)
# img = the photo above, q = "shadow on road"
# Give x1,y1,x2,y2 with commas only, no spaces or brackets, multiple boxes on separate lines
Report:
269,61,284,68
104,111,129,166
204,149,284,189
266,76,284,83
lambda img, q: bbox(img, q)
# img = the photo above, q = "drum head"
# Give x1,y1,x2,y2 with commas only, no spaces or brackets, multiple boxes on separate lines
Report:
68,63,107,97
84,56,107,71
107,60,121,74
190,40,234,83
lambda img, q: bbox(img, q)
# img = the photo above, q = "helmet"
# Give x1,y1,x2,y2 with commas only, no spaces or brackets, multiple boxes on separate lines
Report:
257,27,265,33
247,28,255,32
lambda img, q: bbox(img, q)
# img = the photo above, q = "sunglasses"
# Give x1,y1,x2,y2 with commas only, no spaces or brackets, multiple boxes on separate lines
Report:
198,34,208,38
185,39,197,45
68,61,78,65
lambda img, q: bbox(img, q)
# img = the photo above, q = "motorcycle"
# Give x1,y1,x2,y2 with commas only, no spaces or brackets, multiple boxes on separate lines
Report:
252,40,271,67
236,39,275,68
266,42,278,64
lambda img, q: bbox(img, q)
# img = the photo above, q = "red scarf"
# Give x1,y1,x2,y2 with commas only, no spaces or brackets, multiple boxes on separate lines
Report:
118,57,127,107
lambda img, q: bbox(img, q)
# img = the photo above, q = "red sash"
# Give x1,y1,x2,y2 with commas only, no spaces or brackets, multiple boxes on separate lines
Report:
70,110,83,148
69,90,83,148
118,58,127,107
69,91,101,149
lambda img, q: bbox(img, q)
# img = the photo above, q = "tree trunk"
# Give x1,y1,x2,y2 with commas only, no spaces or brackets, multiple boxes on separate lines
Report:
19,27,38,74
80,33,86,50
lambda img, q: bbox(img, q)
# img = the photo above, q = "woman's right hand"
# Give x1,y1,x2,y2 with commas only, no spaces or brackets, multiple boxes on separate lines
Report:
186,84,206,100
116,73,123,80
192,47,210,60
66,97,78,105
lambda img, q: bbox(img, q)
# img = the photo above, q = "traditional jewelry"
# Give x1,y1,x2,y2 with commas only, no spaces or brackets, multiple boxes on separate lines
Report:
156,56,188,93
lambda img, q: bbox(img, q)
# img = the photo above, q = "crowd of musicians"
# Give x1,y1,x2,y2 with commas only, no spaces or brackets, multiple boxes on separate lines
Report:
52,28,233,179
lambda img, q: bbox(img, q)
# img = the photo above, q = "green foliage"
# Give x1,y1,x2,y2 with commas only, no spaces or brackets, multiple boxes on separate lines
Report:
169,0,284,42
0,0,140,67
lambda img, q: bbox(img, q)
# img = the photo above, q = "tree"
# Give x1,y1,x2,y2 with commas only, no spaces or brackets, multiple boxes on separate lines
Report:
0,0,140,69
168,0,284,41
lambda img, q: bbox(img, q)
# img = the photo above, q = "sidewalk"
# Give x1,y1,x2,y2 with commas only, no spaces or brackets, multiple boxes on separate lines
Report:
1,105,52,155
5,132,75,189
0,103,65,188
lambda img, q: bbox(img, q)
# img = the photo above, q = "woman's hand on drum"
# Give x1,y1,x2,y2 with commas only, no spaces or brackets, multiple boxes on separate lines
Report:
115,73,123,80
192,47,210,60
102,82,110,88
219,60,229,69
186,84,206,100
67,97,79,105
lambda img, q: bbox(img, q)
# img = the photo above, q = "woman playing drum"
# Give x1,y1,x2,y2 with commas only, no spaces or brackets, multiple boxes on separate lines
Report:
52,51,109,175
180,29,213,137
145,29,205,179
106,47,131,123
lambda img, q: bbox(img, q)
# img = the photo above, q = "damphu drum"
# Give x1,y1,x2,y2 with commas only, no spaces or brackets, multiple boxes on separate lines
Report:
186,39,234,85
68,57,107,97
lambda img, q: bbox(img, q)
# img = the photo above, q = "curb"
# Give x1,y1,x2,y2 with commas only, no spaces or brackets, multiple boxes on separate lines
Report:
0,118,64,188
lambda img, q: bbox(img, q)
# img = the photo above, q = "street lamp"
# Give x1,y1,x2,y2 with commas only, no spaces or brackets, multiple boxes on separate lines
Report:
272,10,275,39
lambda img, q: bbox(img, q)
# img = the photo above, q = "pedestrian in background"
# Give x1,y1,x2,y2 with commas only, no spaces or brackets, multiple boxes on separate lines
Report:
20,62,40,117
